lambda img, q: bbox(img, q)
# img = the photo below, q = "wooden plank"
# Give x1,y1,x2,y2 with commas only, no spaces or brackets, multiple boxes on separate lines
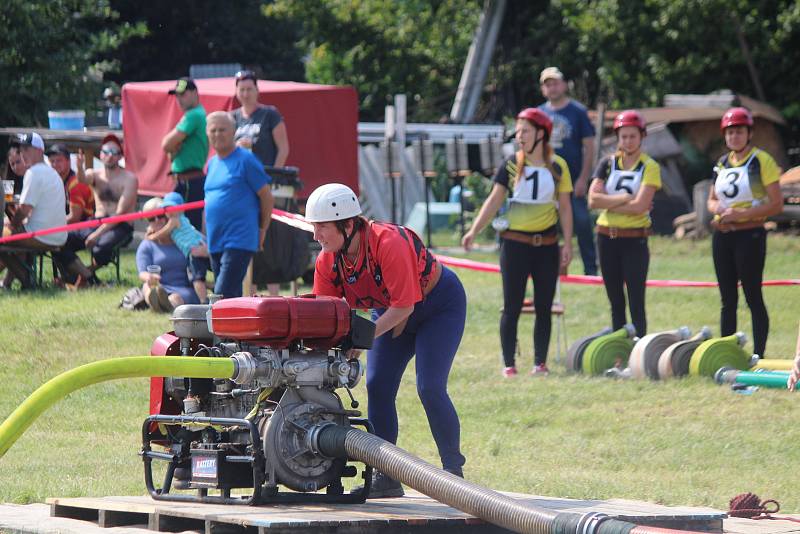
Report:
724,516,800,534
49,502,98,522
45,492,727,533
98,508,149,528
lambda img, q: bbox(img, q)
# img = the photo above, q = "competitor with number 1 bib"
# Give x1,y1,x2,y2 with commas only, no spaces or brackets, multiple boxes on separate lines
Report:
463,108,573,377
707,107,782,358
588,110,661,337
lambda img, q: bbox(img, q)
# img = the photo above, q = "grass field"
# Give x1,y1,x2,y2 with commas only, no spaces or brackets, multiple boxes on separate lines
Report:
0,234,798,511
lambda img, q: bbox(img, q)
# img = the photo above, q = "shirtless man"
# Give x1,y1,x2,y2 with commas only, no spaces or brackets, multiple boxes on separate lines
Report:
54,134,138,286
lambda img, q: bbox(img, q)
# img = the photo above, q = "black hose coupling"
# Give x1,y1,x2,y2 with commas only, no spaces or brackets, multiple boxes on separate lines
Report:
308,422,350,459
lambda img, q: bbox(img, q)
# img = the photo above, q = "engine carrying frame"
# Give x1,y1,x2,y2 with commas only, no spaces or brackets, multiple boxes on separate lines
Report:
141,414,373,505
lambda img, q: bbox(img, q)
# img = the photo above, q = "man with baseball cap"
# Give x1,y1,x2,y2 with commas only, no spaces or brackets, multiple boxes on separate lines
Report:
161,76,208,232
54,133,138,287
45,143,94,224
0,133,67,288
537,66,598,276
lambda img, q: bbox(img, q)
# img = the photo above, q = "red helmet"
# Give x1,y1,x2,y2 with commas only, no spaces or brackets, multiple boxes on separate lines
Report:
720,107,753,131
517,108,553,139
613,110,646,133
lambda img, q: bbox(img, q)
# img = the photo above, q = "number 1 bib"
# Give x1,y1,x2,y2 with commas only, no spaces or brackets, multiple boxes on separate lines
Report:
511,165,556,205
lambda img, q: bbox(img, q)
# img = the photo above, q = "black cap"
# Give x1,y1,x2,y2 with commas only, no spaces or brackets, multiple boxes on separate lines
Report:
168,77,198,95
45,143,70,157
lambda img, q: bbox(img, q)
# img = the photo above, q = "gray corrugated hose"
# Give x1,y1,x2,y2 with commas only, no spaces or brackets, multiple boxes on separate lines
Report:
315,425,693,534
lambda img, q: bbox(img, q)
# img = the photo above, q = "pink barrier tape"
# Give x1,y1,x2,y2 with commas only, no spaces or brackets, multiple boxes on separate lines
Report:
0,200,311,246
435,254,800,288
0,201,206,245
5,202,798,289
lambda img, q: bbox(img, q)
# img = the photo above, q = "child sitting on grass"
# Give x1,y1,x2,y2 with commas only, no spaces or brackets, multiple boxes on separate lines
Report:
147,192,210,303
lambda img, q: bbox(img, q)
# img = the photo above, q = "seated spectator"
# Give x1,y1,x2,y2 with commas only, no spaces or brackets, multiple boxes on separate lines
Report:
45,144,94,224
0,133,67,289
5,146,27,195
146,192,210,303
54,134,137,286
136,197,200,312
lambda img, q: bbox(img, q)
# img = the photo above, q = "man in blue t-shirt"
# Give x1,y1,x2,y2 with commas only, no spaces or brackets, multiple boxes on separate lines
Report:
537,67,597,275
204,111,274,298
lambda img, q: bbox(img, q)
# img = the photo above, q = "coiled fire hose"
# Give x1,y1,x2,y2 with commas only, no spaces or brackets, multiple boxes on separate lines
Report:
628,327,690,380
715,368,796,390
751,359,794,372
689,333,751,377
0,357,709,534
657,327,712,379
565,327,613,373
582,325,637,375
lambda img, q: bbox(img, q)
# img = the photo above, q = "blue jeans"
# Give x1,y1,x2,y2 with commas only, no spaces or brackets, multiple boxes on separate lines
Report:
210,248,253,299
368,267,467,472
571,194,597,275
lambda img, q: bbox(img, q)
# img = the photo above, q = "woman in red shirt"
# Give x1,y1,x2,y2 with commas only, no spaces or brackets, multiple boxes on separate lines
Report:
309,183,467,498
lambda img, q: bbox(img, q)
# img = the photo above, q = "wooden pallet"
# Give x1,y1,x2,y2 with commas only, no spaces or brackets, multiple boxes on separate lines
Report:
45,491,727,534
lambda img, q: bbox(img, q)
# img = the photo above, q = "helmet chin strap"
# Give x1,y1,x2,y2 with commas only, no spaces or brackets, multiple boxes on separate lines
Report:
525,127,543,156
336,219,359,263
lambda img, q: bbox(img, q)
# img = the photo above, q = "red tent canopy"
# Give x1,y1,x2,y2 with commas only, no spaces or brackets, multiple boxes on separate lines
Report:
121,78,358,198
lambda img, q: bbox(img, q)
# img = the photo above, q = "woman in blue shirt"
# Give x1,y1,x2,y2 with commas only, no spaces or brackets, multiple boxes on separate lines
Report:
136,197,199,312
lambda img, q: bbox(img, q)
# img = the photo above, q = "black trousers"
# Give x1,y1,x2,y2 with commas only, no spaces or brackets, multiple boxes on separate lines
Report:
712,228,769,357
54,222,133,268
499,238,560,367
597,234,649,337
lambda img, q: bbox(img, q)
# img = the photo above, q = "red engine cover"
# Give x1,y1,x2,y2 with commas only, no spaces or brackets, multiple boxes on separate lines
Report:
210,295,351,348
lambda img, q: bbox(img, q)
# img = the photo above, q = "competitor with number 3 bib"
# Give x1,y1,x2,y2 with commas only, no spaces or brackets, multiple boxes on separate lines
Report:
463,108,573,377
707,107,782,358
588,110,661,337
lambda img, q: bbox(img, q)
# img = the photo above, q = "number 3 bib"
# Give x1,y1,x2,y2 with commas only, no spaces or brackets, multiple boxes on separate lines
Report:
512,166,556,205
714,150,758,209
606,158,644,197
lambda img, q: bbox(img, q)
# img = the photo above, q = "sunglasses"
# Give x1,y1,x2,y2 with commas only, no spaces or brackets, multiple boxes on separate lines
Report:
235,70,257,83
100,148,121,156
147,215,165,223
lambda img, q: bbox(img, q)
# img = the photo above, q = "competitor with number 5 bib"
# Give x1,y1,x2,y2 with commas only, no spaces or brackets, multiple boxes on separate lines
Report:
463,108,573,377
588,110,661,337
707,107,782,358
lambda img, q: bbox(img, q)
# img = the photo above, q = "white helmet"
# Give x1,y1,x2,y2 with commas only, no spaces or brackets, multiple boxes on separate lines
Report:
305,183,362,222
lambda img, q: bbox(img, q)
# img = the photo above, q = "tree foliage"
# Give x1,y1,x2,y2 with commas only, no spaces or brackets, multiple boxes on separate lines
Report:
266,0,483,122
0,0,145,126
267,0,800,144
106,0,304,84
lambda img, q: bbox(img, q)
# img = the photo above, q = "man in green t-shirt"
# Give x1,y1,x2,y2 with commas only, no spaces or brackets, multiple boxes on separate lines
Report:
161,77,208,231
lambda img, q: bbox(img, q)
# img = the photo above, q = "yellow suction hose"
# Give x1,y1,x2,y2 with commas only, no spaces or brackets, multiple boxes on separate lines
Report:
0,356,235,458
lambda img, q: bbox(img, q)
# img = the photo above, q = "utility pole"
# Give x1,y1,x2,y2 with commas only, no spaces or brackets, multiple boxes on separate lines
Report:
449,0,507,124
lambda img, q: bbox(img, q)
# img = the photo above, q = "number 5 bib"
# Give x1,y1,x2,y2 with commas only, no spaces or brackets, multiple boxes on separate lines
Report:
606,159,644,197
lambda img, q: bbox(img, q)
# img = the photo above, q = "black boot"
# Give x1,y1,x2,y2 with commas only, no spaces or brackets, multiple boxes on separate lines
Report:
444,466,464,478
355,471,404,498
